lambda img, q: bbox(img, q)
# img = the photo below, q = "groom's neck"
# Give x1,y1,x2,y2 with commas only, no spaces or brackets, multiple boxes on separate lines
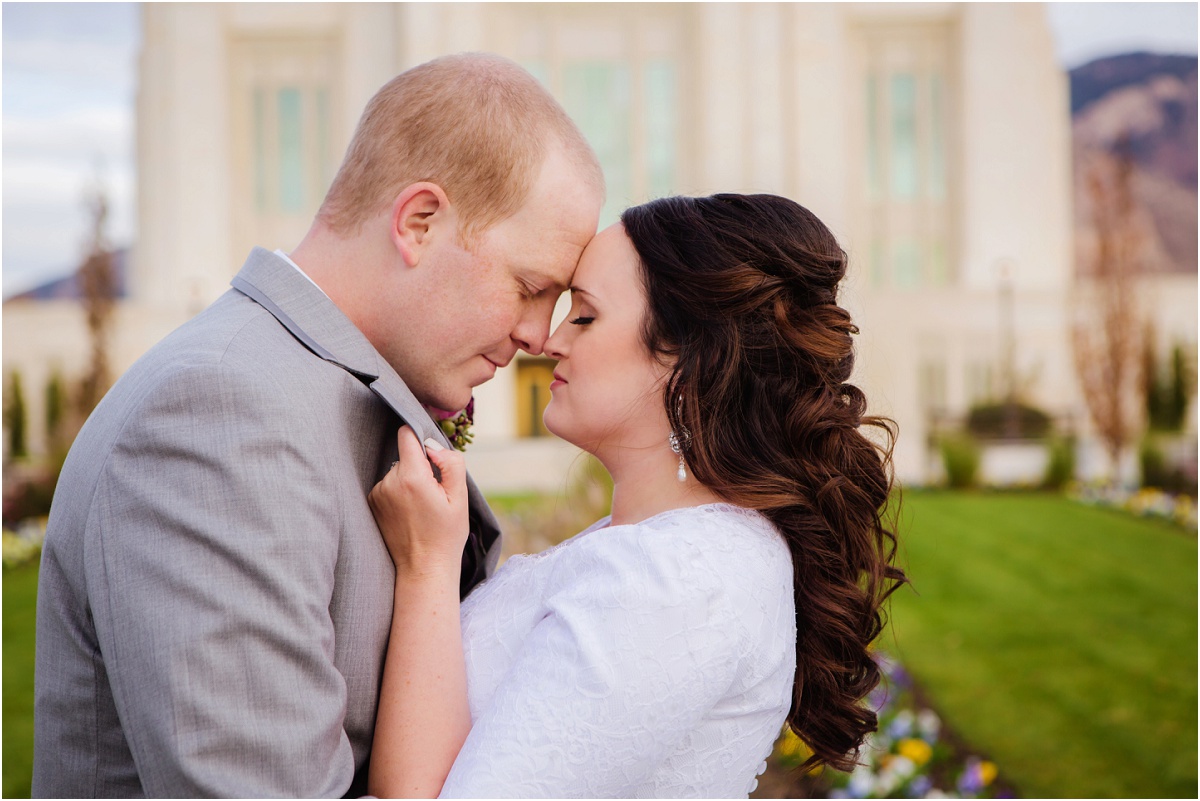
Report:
290,219,409,333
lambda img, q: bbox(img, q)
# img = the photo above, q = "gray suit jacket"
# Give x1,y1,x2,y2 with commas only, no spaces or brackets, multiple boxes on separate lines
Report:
32,248,501,798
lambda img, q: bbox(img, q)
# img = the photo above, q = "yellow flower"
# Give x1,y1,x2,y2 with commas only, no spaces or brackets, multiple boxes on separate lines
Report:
897,738,933,766
777,729,803,758
979,760,998,786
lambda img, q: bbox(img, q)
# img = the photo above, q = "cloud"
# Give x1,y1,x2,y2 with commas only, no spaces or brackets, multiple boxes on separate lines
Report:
3,106,133,164
1,2,139,296
2,2,139,43
1047,2,1200,69
2,205,91,294
3,38,136,87
3,154,136,295
4,157,132,203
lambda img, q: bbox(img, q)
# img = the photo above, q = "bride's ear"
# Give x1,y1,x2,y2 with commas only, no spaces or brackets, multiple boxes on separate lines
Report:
389,182,453,267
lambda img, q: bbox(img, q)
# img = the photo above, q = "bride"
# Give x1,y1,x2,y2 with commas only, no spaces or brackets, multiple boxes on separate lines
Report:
366,193,906,798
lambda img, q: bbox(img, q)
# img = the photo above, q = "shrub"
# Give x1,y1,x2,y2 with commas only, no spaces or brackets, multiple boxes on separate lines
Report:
1140,437,1167,489
1043,436,1077,491
1,471,56,528
966,402,1051,440
940,433,981,489
1139,435,1195,495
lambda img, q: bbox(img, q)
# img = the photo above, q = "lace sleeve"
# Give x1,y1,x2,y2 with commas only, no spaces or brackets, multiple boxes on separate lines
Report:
438,525,741,798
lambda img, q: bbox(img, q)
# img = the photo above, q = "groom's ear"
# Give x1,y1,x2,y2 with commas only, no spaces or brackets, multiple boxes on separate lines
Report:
389,182,452,268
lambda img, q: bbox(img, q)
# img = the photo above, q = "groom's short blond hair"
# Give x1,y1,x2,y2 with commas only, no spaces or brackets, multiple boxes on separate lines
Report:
318,53,603,244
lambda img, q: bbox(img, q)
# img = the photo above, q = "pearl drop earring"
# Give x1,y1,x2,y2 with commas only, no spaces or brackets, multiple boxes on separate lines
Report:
669,430,688,482
668,395,692,483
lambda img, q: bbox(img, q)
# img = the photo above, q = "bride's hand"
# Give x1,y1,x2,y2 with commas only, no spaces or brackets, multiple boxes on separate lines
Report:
368,425,469,579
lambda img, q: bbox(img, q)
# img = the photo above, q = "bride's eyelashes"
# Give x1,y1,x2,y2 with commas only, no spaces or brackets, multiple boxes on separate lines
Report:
569,315,595,326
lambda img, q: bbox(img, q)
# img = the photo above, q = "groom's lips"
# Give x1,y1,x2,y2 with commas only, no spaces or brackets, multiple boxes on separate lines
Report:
484,354,513,369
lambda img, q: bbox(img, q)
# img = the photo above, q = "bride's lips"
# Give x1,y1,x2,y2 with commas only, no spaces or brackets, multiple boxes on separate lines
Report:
550,371,567,391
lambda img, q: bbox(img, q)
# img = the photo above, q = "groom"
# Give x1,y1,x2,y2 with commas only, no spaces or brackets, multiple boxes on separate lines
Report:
33,53,603,798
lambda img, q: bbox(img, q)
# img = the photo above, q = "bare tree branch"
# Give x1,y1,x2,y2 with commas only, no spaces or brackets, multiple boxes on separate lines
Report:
78,169,117,414
1071,135,1147,479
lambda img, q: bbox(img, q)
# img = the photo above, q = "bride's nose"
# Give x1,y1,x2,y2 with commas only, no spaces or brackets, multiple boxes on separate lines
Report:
544,321,569,361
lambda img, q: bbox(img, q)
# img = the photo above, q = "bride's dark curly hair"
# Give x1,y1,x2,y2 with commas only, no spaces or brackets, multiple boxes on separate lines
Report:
621,194,907,773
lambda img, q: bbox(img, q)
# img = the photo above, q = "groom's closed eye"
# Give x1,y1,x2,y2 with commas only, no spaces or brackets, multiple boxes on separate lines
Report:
519,273,568,300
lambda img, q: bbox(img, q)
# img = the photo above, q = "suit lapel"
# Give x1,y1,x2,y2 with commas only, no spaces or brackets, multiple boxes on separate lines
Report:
229,247,448,448
230,248,501,585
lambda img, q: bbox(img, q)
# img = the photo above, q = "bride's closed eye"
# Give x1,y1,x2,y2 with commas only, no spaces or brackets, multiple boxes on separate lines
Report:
569,315,595,325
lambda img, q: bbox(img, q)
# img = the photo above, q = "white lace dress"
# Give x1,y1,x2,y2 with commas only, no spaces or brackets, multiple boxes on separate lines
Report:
439,503,798,798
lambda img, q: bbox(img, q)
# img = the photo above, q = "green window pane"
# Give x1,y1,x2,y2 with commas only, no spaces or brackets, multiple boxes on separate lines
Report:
929,73,946,199
894,239,920,288
890,74,917,199
277,87,306,214
563,63,631,227
866,74,881,199
644,61,676,198
316,88,331,192
253,88,267,213
929,239,948,286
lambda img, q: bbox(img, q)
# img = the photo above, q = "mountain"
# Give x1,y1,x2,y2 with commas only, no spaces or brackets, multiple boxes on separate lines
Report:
1070,53,1197,274
2,249,130,304
1071,53,1198,116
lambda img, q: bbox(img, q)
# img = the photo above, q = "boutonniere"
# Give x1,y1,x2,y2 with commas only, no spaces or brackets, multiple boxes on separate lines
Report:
426,397,475,452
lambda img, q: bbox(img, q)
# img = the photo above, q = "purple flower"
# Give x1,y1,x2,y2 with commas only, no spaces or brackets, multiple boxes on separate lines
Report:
958,757,985,795
867,685,890,713
886,710,915,740
909,775,934,797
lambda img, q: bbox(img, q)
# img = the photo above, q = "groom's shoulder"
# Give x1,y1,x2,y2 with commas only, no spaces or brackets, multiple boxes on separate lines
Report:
143,289,330,380
103,289,344,422
155,288,295,364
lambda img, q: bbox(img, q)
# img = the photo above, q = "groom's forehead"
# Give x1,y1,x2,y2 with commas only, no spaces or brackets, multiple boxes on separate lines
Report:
498,235,586,291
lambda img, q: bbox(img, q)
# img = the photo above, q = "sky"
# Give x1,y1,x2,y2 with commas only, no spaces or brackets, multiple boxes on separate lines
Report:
2,1,1198,299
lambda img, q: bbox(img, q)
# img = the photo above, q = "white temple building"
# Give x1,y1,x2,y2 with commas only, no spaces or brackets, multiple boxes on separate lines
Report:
4,2,1194,490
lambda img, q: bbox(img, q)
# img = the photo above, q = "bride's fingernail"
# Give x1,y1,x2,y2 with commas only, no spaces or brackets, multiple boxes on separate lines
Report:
424,438,446,452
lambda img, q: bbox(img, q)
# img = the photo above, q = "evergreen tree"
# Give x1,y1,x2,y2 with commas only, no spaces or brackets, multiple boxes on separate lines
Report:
1168,344,1193,432
1145,341,1195,432
5,370,28,460
45,369,67,453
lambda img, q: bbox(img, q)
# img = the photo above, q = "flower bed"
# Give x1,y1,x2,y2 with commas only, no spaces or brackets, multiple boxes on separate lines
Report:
2,517,46,570
1067,482,1197,529
756,652,1011,799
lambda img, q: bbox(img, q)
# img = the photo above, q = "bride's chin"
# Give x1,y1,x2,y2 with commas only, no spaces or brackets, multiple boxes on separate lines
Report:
542,407,566,440
543,405,581,449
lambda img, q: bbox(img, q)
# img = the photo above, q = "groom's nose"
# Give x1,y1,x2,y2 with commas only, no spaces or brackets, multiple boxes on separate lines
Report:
512,316,549,356
511,300,555,355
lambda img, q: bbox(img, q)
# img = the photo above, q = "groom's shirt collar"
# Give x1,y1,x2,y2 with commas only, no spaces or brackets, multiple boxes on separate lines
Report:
274,248,329,299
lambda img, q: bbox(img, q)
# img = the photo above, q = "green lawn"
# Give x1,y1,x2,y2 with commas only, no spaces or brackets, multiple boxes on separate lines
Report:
4,561,38,799
4,493,1195,798
889,492,1197,798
